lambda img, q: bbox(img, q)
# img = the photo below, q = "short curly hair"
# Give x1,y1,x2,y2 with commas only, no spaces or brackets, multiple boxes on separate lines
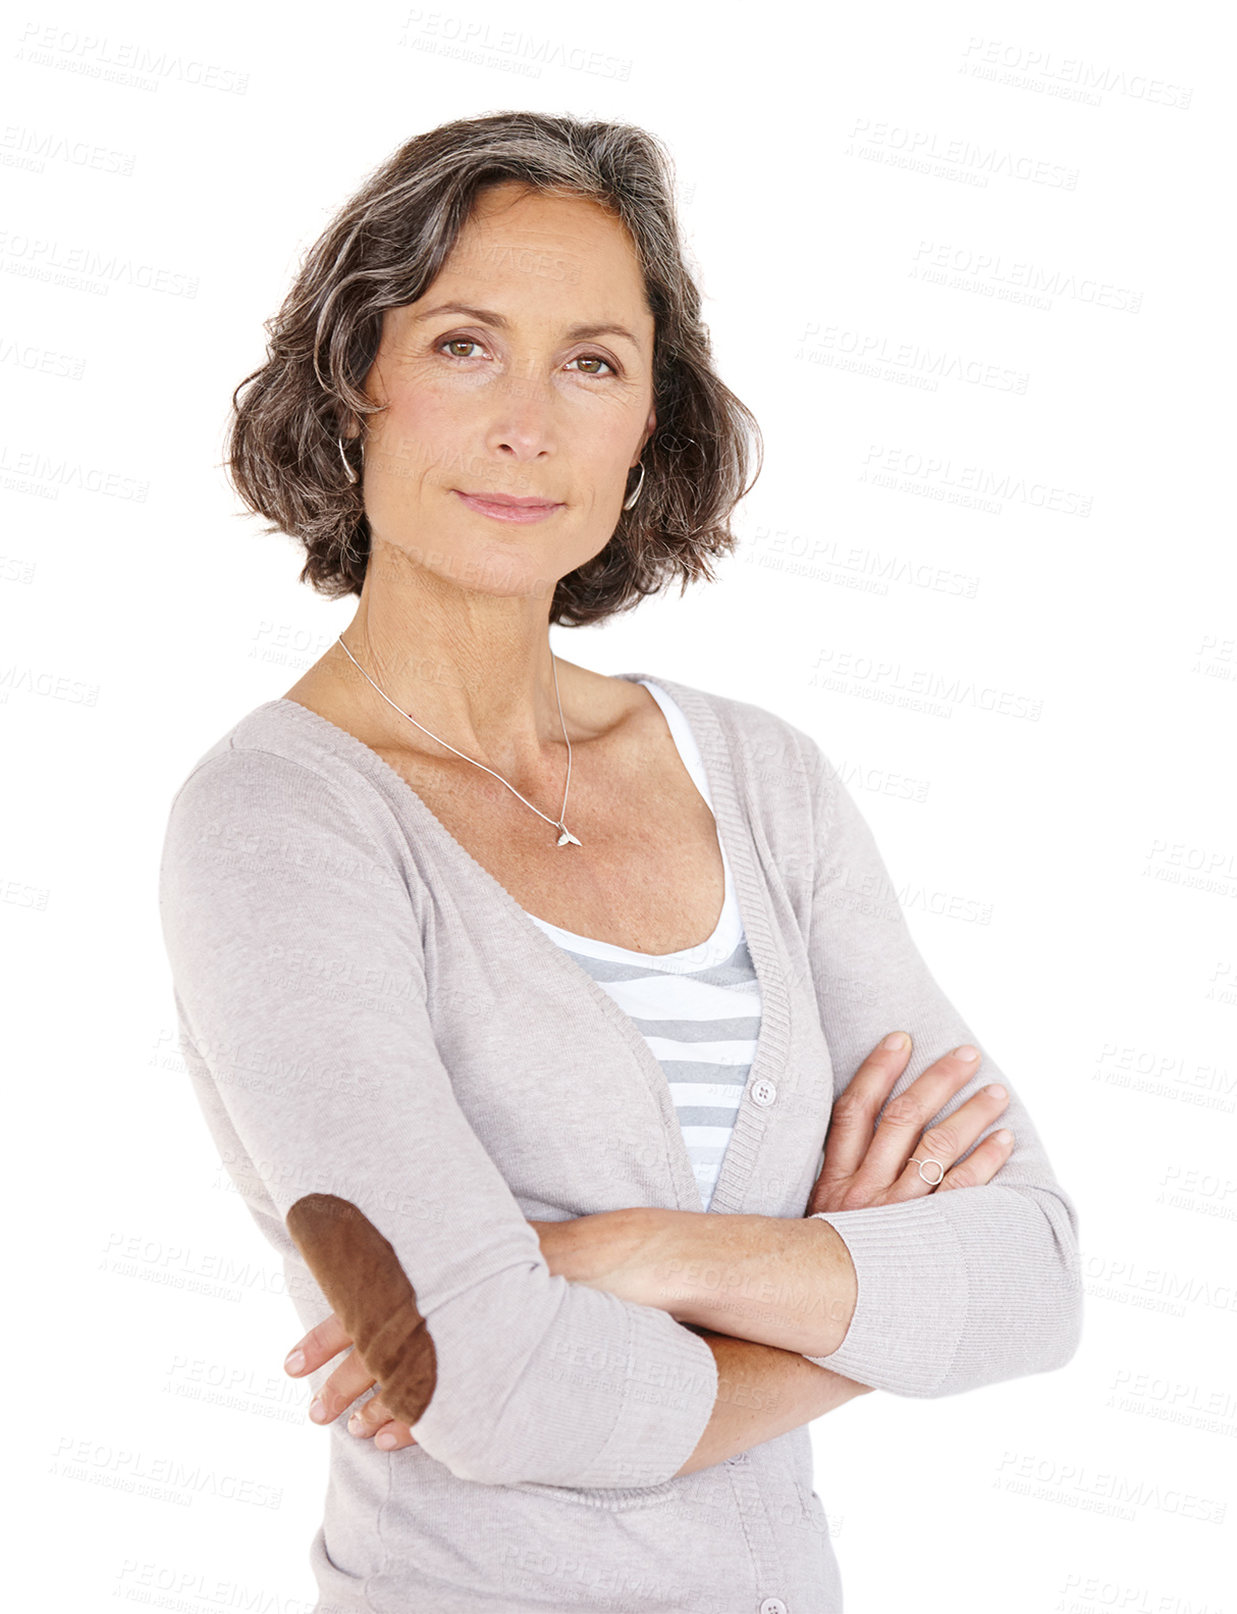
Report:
225,110,763,628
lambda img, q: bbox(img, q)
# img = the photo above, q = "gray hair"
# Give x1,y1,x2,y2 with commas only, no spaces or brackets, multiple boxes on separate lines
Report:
226,110,763,627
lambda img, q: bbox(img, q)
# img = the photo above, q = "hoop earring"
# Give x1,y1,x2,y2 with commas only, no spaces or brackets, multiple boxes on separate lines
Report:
622,460,646,511
338,435,359,486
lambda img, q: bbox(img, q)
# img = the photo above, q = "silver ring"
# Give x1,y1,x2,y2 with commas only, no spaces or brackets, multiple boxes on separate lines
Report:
909,1156,946,1187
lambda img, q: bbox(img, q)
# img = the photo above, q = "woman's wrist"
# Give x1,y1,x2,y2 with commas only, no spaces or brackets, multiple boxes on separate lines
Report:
529,1206,663,1301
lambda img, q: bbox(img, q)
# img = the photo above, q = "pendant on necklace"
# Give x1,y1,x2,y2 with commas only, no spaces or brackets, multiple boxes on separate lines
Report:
556,825,582,847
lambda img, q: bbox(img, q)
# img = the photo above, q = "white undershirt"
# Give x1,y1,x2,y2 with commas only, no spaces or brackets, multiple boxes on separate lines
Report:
522,680,763,1210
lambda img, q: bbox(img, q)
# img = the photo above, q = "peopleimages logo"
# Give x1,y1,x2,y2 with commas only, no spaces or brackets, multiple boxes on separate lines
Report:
859,444,1093,517
910,240,1143,314
14,22,250,92
958,36,1193,109
846,117,1080,189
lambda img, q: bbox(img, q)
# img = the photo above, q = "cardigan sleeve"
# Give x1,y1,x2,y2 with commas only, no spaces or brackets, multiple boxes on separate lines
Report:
794,734,1084,1397
157,746,718,1488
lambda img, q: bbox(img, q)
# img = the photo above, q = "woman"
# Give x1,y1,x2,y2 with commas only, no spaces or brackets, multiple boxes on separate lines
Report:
158,111,1083,1613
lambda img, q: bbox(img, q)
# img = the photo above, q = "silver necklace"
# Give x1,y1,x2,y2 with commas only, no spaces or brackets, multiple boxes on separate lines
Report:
334,635,582,848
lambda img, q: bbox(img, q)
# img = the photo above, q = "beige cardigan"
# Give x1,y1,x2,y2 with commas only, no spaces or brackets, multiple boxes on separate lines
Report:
157,671,1083,1613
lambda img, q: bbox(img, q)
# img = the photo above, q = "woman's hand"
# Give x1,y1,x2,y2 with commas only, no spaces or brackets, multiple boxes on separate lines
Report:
807,1032,1014,1216
283,1216,619,1451
526,1209,649,1295
283,1314,418,1452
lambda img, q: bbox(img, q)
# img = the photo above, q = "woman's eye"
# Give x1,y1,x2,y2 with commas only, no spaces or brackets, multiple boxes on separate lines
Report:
440,338,484,359
567,353,617,377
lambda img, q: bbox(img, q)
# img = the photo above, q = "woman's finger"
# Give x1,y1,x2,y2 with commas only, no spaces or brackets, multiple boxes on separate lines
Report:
347,1393,418,1449
348,1392,399,1436
859,1043,988,1187
934,1128,1015,1192
885,1079,1012,1200
347,1389,394,1436
816,1032,914,1187
309,1348,378,1426
371,1418,418,1451
284,1311,353,1378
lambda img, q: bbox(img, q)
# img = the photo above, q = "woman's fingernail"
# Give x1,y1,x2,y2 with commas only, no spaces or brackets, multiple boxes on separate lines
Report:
882,1031,909,1051
375,1430,397,1449
986,1084,1007,1100
309,1396,328,1423
284,1349,306,1374
955,1044,980,1062
348,1412,365,1435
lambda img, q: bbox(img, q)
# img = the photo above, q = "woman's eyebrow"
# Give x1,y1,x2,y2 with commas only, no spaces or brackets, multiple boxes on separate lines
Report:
410,301,642,348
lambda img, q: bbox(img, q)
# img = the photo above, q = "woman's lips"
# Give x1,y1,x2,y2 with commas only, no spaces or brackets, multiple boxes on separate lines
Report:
453,490,564,524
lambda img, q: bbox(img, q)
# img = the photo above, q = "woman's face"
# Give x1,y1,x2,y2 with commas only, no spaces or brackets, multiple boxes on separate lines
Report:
354,180,657,607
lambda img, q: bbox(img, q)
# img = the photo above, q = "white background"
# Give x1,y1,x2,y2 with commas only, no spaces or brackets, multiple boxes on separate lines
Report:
3,1,1232,1609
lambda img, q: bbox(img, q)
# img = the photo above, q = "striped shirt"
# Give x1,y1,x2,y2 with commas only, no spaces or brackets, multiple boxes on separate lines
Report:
523,680,763,1211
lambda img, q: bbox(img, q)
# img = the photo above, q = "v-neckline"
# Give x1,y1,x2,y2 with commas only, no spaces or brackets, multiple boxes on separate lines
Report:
259,672,791,1217
521,678,740,970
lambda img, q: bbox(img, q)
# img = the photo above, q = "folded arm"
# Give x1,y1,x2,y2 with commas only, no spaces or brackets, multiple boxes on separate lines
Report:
295,1307,876,1467
674,1328,872,1476
538,1206,858,1359
159,748,720,1490
550,730,1085,1399
793,734,1084,1397
533,1209,875,1468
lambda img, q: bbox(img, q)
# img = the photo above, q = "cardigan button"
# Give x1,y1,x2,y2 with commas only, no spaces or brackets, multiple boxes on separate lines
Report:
759,1599,789,1614
750,1078,778,1107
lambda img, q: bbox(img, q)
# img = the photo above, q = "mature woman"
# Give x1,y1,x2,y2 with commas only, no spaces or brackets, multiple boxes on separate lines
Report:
158,111,1082,1613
